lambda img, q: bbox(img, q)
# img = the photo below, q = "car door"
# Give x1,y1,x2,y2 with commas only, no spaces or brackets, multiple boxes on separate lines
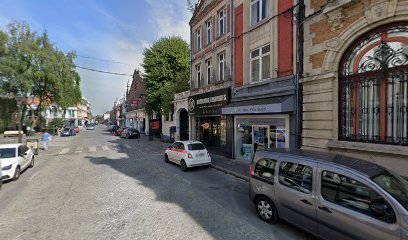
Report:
275,159,318,235
17,146,27,168
174,142,185,165
167,142,178,162
317,164,400,240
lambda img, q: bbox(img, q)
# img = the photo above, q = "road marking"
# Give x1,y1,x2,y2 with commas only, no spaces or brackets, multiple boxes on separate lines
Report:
89,146,96,152
173,174,191,185
59,148,70,155
27,171,39,182
102,145,109,151
123,144,132,149
75,147,83,153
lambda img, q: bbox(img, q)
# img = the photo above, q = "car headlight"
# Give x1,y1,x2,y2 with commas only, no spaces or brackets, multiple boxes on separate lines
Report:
2,164,12,170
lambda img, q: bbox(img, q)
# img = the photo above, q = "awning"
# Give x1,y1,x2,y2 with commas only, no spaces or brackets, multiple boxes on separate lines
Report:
222,95,294,115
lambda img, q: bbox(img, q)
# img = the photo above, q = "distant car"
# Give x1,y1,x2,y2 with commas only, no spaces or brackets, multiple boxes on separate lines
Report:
121,128,140,139
115,127,127,136
164,141,211,171
74,127,80,133
86,123,95,130
107,125,118,132
61,127,75,137
0,144,34,181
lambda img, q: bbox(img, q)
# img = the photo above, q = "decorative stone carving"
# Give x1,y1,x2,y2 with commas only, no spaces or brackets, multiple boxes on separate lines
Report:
364,0,398,24
325,37,345,51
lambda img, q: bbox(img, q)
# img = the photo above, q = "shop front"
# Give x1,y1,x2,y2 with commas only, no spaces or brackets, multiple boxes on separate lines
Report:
222,96,294,161
188,88,231,156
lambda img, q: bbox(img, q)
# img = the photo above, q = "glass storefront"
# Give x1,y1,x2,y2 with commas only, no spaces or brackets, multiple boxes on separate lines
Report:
196,116,223,147
235,116,288,161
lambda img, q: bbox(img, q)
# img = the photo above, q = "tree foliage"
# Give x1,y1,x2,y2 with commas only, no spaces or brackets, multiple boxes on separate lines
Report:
142,36,190,115
0,22,81,128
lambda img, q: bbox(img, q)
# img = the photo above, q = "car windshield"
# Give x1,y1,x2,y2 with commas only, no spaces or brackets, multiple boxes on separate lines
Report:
0,148,16,158
372,171,408,211
188,143,206,151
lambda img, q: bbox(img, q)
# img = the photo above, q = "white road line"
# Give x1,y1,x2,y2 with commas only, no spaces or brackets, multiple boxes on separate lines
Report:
102,145,109,151
59,148,70,155
89,146,96,152
123,144,132,149
75,147,83,153
27,171,39,182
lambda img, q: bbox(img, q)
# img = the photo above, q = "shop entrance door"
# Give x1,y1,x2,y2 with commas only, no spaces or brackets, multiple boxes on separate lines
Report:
253,126,269,151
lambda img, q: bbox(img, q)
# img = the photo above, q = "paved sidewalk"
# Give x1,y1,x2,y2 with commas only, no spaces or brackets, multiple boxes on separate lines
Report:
142,135,251,182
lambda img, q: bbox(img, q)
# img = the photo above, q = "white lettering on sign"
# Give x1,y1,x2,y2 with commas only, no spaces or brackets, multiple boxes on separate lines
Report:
196,94,226,105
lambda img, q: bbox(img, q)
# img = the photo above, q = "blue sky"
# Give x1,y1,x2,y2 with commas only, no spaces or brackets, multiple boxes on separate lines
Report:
0,0,194,115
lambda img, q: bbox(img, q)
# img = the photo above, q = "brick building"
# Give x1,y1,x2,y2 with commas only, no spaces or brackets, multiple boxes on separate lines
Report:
302,0,408,176
124,70,148,133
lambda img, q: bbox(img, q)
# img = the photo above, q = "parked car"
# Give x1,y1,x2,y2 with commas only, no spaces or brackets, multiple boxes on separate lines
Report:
86,123,95,130
121,128,140,139
164,141,211,171
249,149,408,240
0,144,34,181
61,127,75,137
115,127,126,136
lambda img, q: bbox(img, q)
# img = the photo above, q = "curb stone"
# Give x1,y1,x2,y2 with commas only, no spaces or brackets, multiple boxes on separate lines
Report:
210,164,250,182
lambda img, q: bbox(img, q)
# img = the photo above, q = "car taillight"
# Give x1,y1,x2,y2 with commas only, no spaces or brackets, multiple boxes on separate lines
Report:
188,153,193,159
250,165,253,177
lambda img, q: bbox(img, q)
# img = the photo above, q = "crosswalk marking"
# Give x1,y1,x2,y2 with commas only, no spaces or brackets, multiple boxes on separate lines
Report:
59,148,70,155
89,146,96,152
102,145,109,151
75,147,83,153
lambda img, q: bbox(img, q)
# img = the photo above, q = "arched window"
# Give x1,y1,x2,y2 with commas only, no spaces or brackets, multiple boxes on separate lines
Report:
339,23,408,145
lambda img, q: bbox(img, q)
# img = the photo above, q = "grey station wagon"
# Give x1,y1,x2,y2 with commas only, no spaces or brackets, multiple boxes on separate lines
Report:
249,149,408,240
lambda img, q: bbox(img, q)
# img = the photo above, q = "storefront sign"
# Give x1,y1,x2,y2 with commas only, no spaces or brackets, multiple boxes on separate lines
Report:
222,96,294,115
188,88,230,116
236,118,286,126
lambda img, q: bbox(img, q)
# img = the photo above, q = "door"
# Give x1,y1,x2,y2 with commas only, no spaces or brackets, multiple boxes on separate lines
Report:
167,142,178,162
17,146,29,169
275,159,317,235
253,126,269,151
317,164,400,240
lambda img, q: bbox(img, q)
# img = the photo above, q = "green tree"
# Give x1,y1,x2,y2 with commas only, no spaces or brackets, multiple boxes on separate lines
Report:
142,36,190,115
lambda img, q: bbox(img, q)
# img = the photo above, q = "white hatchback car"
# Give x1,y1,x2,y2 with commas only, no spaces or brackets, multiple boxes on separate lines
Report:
164,141,211,171
0,144,34,181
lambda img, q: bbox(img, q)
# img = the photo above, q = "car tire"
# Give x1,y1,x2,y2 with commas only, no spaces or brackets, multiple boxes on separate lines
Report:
180,159,188,172
29,156,34,168
255,196,278,223
164,154,169,163
13,166,21,181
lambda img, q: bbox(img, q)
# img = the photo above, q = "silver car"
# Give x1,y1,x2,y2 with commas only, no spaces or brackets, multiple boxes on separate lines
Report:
249,149,408,240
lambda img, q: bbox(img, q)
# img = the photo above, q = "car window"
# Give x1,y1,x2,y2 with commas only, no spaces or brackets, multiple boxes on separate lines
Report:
188,143,206,150
18,146,25,156
253,158,276,183
178,143,185,150
321,171,396,223
372,172,408,211
0,148,16,158
278,161,313,194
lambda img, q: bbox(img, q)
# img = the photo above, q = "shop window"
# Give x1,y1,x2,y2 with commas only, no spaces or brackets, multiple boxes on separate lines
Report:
254,158,276,184
339,23,408,145
278,161,313,194
321,171,396,223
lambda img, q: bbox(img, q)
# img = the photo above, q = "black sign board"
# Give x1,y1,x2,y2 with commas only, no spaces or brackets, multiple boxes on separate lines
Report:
188,88,230,116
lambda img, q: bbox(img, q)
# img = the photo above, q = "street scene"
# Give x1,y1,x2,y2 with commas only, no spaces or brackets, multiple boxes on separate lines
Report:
1,0,408,240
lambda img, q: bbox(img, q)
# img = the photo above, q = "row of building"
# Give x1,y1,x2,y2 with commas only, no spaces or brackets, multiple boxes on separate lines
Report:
109,0,408,176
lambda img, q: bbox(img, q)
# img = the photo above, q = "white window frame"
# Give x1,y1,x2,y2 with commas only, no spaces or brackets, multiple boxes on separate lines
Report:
218,8,227,37
250,0,269,26
218,52,226,82
250,44,270,82
206,58,212,85
196,28,202,51
196,64,201,86
206,19,212,44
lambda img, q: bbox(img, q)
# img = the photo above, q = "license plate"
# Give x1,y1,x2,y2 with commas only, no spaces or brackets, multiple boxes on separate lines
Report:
196,153,205,157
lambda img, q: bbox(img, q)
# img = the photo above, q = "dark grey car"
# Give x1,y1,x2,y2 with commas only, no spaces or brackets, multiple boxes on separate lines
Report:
249,149,408,240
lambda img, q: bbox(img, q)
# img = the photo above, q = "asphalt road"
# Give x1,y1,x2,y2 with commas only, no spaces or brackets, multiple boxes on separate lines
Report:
0,126,316,240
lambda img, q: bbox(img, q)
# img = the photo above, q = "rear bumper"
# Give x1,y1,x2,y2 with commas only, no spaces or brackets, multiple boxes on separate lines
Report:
186,158,211,168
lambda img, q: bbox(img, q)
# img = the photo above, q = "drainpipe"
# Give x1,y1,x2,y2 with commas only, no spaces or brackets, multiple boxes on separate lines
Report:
230,0,234,159
295,0,305,149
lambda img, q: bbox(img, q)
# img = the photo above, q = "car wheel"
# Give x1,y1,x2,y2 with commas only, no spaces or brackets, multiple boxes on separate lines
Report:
255,196,278,223
13,166,21,180
180,159,188,172
29,156,34,168
164,154,169,163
